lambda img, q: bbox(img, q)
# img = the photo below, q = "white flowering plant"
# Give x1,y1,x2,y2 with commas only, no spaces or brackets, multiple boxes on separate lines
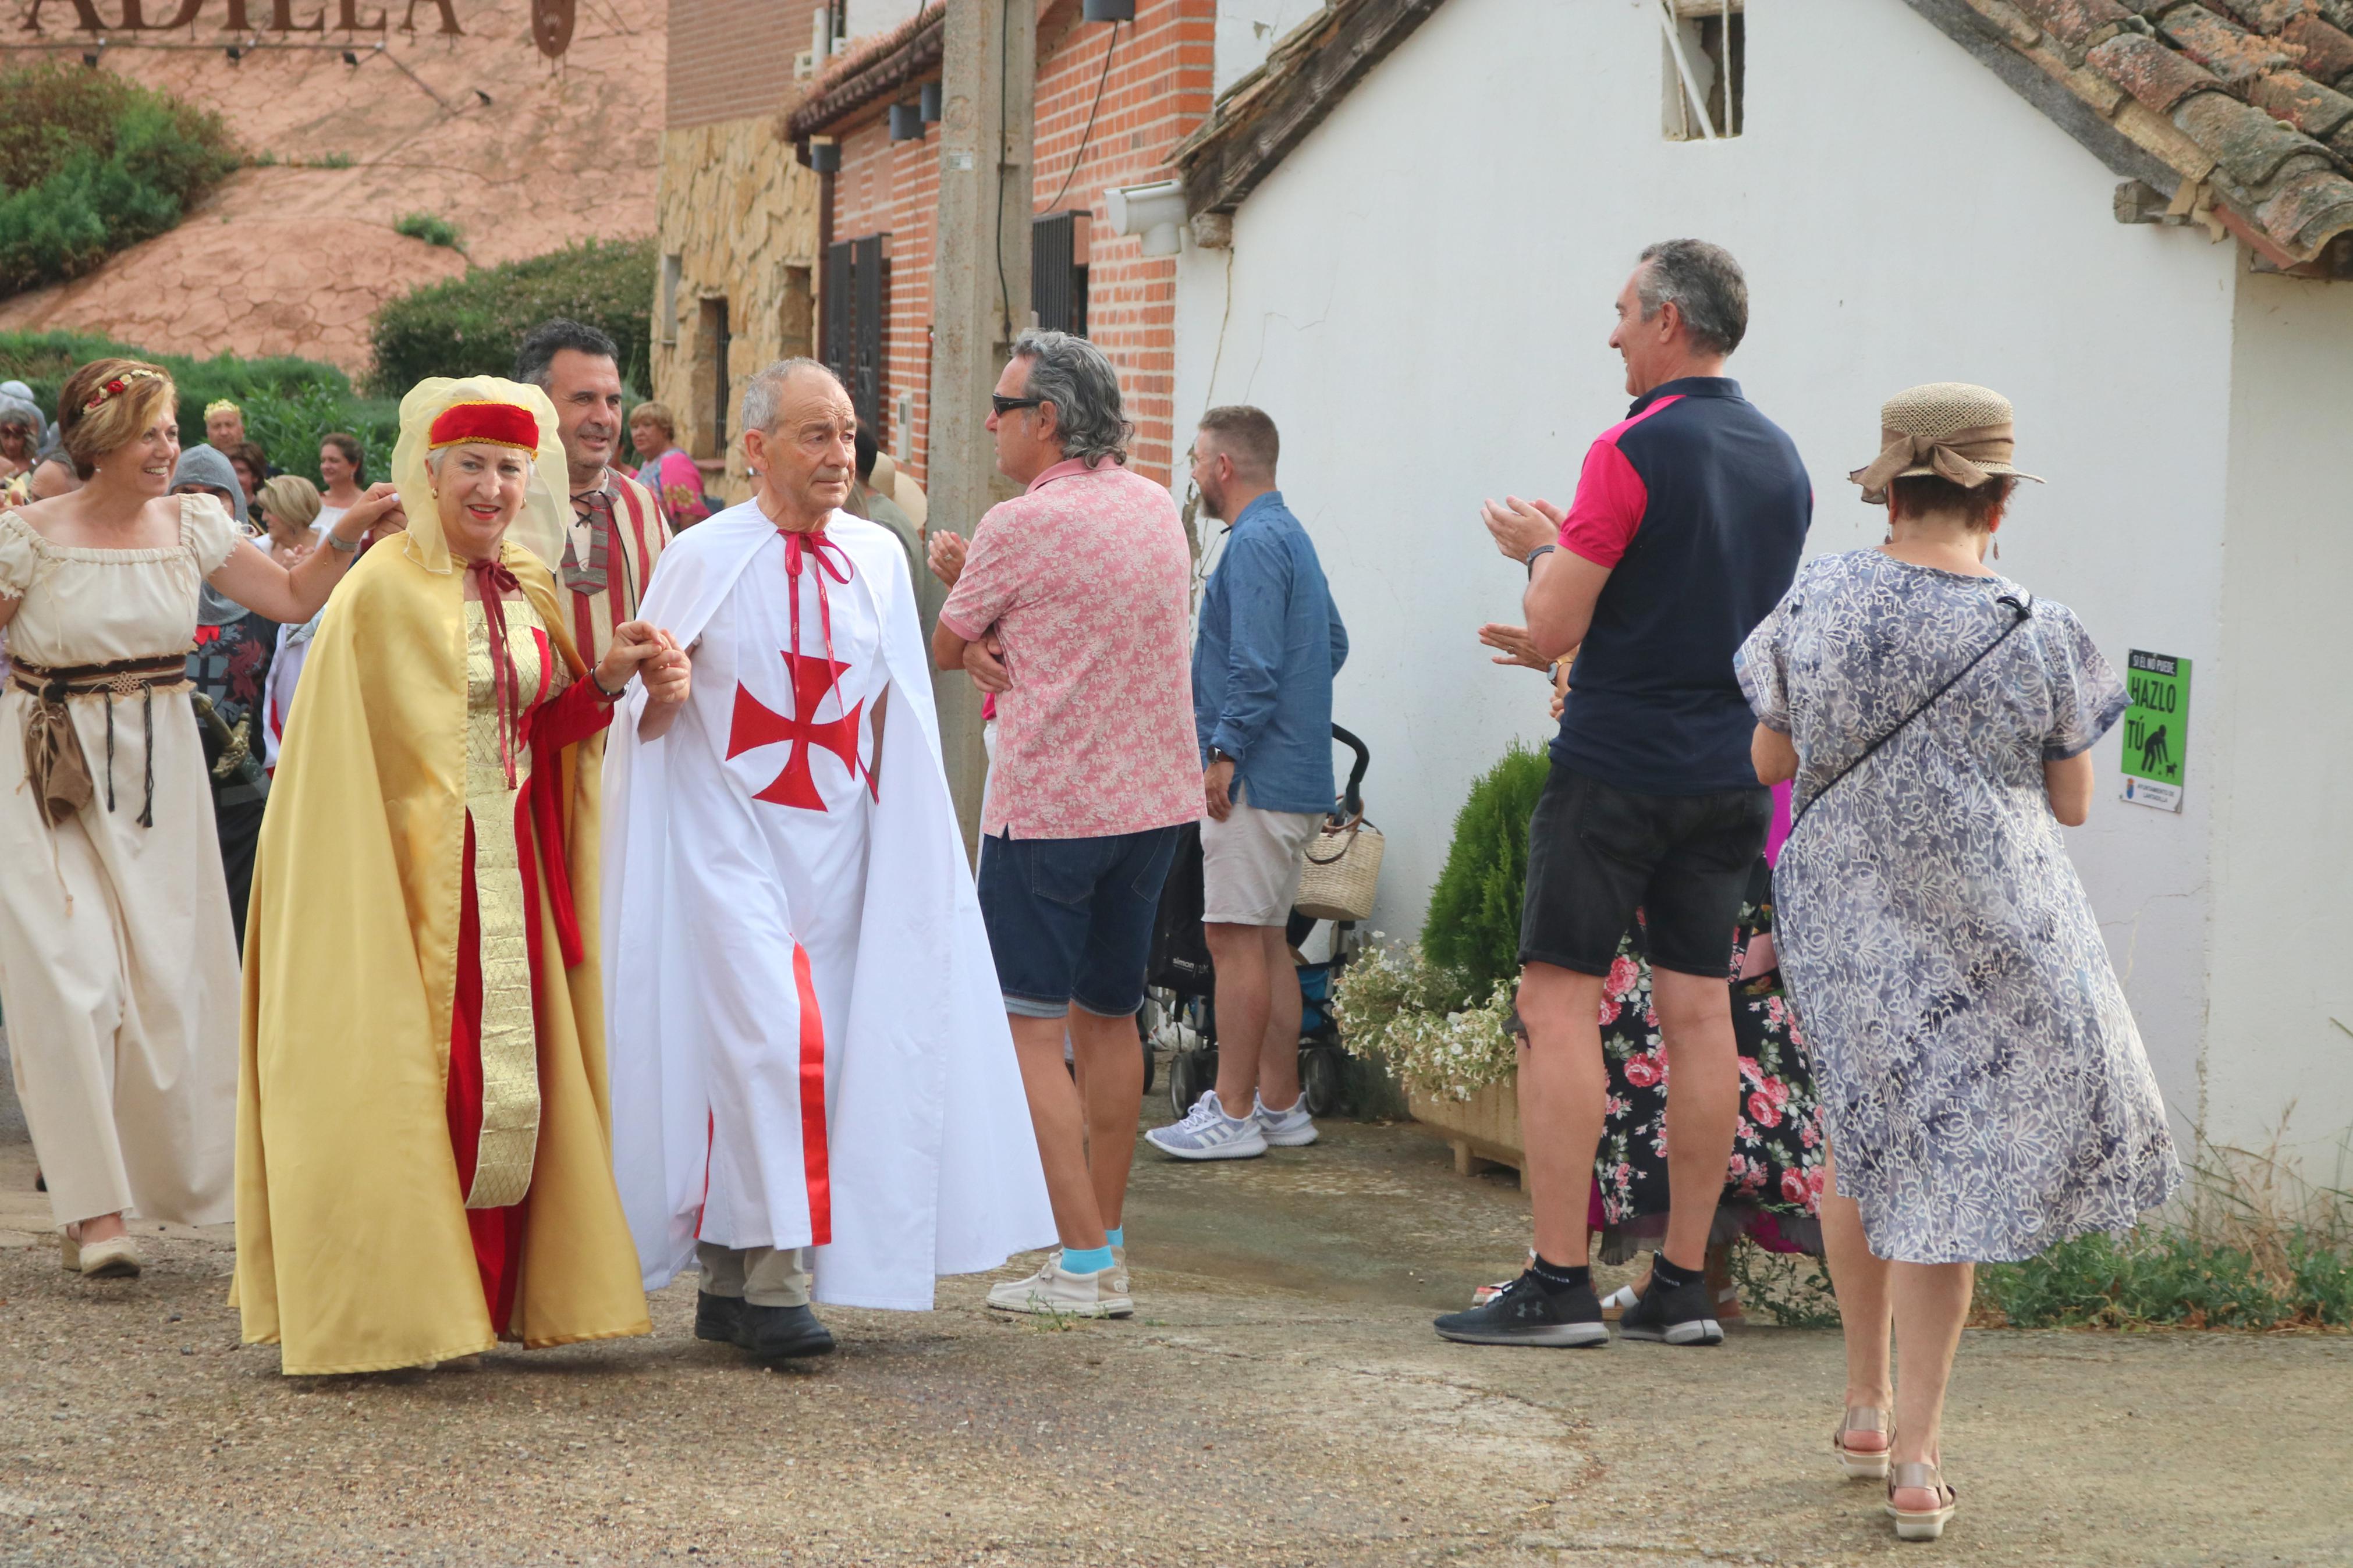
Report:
1330,936,1518,1103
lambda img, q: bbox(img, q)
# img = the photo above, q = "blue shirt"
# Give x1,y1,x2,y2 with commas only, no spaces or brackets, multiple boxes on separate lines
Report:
1192,491,1349,816
1550,378,1810,794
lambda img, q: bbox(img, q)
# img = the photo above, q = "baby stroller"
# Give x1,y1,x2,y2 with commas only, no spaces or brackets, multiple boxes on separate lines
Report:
1144,726,1374,1119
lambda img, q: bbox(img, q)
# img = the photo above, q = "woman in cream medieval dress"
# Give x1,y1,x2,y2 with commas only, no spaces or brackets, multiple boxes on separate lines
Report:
234,379,688,1375
0,358,382,1281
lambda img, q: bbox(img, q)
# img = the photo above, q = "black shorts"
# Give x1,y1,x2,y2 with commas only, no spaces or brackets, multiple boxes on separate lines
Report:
1518,765,1771,979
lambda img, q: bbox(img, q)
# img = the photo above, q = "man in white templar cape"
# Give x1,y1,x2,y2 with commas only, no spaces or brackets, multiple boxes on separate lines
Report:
602,358,1053,1361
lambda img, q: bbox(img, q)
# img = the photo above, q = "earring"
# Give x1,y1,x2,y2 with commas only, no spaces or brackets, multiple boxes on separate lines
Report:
1992,536,2001,561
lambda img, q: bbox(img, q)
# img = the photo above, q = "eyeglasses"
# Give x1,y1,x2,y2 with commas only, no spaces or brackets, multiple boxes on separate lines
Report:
991,395,1046,417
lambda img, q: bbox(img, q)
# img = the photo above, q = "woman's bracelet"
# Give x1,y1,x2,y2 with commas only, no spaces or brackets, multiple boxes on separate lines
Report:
590,667,626,700
326,531,360,554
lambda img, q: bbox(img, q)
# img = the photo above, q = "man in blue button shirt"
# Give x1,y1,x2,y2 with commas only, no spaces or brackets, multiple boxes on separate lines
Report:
1148,406,1348,1162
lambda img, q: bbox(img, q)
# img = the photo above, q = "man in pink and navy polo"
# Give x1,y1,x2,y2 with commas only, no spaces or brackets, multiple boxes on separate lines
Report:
934,329,1202,1321
1440,240,1810,1353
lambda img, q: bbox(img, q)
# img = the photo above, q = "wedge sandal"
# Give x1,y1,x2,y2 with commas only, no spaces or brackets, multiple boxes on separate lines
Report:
1832,1406,1893,1479
1886,1460,1957,1541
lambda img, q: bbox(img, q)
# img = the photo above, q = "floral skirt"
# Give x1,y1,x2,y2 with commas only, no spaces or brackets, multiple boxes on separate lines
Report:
1589,857,1825,1264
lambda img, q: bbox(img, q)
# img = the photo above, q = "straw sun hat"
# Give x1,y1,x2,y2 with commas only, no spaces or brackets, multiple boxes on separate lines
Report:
1849,382,2043,504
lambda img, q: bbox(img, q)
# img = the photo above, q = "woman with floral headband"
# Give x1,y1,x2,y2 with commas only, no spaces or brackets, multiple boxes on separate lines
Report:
0,358,386,1280
233,378,686,1375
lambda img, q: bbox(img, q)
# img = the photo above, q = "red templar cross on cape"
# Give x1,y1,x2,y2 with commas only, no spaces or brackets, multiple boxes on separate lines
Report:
726,650,865,810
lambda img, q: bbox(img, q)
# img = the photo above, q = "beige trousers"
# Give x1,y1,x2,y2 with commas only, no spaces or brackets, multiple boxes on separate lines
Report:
697,1241,811,1307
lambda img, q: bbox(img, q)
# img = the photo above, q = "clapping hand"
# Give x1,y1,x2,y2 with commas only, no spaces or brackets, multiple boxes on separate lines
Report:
1478,623,1549,672
1481,495,1564,562
927,528,967,588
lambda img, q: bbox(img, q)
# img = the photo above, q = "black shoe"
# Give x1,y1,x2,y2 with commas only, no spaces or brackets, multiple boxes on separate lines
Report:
740,1302,836,1360
1433,1270,1609,1347
1617,1273,1724,1346
695,1290,745,1345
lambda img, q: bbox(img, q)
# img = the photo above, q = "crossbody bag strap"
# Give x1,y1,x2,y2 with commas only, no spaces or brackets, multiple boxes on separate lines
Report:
1790,593,2033,831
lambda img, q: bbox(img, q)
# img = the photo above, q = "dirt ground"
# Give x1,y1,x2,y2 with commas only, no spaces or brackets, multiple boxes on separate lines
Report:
2,1044,2348,1567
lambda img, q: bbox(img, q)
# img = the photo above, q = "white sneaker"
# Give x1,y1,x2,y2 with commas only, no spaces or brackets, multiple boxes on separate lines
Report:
1145,1090,1269,1161
986,1254,1133,1318
1254,1091,1319,1147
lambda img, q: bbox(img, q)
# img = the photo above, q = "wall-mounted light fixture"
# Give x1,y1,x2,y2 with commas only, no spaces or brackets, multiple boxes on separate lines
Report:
807,139,840,174
81,48,102,66
225,44,242,59
473,88,494,106
342,49,360,65
920,81,942,123
1083,0,1135,20
1105,179,1186,257
889,102,924,141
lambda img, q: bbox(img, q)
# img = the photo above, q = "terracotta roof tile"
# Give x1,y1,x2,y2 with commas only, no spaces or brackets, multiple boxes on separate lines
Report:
2251,66,2353,140
2091,30,2231,110
2155,4,2301,84
2013,0,2140,49
2280,15,2353,87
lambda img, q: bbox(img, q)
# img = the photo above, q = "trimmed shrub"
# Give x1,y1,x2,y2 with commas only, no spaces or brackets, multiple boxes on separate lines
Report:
1419,742,1551,1009
0,66,239,295
367,236,655,396
0,329,397,483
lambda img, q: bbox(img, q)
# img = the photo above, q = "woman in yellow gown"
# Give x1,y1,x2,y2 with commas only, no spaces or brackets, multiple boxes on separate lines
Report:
235,379,689,1375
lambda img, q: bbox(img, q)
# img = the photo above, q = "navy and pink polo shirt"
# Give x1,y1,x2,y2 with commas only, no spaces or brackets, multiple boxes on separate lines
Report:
1552,376,1810,795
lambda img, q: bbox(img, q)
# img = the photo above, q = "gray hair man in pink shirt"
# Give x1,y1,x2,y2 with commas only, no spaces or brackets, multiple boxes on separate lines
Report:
934,330,1204,1320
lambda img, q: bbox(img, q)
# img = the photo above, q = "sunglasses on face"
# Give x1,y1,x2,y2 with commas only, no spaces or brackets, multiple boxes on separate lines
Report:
991,395,1045,417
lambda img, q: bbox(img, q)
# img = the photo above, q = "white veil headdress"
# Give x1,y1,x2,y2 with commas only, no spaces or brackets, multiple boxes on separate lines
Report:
391,376,569,575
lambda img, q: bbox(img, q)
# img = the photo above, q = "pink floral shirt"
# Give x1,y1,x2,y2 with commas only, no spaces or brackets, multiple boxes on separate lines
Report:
941,457,1202,840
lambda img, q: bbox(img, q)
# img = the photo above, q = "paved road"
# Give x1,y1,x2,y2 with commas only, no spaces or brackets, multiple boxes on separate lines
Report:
2,1043,2347,1566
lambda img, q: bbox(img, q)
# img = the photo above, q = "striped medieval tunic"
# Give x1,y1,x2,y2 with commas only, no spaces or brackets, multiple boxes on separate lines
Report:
562,467,670,666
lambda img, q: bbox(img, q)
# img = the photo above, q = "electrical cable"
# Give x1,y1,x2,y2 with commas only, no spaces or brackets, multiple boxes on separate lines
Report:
994,0,1013,347
1042,20,1121,213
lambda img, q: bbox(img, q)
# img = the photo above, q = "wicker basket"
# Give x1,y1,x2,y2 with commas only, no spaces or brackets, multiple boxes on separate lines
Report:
1294,815,1384,922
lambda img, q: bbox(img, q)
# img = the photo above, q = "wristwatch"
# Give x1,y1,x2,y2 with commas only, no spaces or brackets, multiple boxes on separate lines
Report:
1207,747,1234,768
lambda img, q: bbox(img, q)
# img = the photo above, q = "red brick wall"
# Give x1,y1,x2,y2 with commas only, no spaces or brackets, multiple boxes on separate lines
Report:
670,0,826,129
825,0,1214,489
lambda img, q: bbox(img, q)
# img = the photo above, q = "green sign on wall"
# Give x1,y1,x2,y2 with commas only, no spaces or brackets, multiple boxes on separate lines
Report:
2119,649,2189,813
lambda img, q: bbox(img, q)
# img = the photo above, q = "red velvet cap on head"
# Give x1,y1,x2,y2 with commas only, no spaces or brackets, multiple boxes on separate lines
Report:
427,400,541,453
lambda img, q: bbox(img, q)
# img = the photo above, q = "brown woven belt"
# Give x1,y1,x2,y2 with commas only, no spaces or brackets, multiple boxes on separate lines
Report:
10,653,193,829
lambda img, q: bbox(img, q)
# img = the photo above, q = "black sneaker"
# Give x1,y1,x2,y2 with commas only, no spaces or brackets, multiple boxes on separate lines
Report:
1433,1270,1609,1347
740,1302,836,1361
694,1290,744,1345
1616,1274,1724,1346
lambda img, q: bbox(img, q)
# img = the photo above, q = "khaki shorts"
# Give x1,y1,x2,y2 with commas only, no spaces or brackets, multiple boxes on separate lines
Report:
1201,784,1323,926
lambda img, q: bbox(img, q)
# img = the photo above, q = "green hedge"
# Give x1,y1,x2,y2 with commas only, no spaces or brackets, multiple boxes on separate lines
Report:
0,329,398,485
1420,742,1552,1008
0,66,239,296
367,236,654,397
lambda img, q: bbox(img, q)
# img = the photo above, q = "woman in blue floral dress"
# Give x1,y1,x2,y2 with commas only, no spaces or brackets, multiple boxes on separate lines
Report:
1737,384,2178,1541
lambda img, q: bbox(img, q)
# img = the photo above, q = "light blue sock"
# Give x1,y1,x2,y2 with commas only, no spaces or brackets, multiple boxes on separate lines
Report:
1105,1226,1124,1250
1062,1244,1115,1275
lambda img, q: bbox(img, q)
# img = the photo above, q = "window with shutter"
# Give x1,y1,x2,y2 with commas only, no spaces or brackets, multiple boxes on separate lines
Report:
851,233,888,436
1031,211,1091,338
822,240,854,391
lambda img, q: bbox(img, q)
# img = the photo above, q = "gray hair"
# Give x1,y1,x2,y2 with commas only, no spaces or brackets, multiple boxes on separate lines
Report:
1012,329,1130,467
514,318,620,390
740,358,847,434
1634,239,1748,358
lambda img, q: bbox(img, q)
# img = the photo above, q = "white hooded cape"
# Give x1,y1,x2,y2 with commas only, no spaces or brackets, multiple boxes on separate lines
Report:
602,503,1053,1309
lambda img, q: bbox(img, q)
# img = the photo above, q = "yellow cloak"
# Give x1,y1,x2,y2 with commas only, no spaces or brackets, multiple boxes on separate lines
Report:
233,536,651,1375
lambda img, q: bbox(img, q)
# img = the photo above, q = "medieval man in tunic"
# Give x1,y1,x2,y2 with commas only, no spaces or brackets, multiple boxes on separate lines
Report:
604,360,1053,1362
515,320,669,666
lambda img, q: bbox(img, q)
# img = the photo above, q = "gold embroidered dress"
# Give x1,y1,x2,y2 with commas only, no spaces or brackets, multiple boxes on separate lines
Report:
233,379,650,1375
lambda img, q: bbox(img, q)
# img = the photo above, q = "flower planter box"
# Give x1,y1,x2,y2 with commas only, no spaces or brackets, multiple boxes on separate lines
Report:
1408,1076,1527,1190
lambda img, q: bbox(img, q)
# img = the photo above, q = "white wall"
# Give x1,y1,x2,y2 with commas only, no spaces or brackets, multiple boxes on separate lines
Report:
1214,0,1326,95
2201,268,2353,1192
844,0,924,42
1175,0,2261,1146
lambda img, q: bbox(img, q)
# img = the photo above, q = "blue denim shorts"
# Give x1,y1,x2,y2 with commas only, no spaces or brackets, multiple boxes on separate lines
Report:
977,826,1183,1019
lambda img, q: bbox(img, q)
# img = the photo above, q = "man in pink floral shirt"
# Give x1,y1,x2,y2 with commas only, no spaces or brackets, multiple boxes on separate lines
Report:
935,330,1201,1320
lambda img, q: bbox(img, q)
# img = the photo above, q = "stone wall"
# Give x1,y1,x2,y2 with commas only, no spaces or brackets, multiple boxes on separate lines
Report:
651,116,823,507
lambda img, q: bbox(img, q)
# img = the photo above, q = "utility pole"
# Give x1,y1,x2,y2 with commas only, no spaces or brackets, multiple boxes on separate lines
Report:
928,0,1035,856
